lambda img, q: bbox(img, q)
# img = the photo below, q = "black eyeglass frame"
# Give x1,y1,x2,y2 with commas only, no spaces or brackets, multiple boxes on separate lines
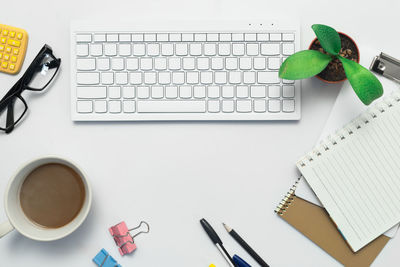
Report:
0,44,61,133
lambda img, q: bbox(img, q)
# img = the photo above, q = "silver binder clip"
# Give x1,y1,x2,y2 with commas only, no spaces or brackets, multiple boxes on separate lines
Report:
370,52,400,83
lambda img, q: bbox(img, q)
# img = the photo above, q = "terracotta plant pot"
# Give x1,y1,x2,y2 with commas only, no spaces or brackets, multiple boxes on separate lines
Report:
308,32,360,84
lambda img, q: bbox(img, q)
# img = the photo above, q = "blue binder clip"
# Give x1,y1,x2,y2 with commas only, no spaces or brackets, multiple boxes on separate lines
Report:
93,248,122,267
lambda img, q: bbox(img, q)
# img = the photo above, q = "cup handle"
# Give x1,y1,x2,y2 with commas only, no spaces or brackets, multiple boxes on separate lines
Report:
0,220,14,238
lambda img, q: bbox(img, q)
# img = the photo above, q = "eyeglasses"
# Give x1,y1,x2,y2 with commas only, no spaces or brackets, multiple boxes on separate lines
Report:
0,44,61,134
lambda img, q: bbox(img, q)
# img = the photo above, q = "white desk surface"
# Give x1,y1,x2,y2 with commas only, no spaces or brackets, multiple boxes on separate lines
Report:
1,0,400,266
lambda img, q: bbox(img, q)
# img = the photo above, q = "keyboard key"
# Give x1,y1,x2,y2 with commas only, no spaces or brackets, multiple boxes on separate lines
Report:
245,33,257,41
253,57,266,70
270,33,281,41
236,100,251,112
157,33,169,41
229,71,241,84
225,57,238,70
282,33,295,41
76,34,92,42
8,39,21,47
175,43,188,56
91,44,103,56
239,57,251,70
168,57,181,70
283,85,295,98
211,57,224,70
101,72,114,84
186,72,199,84
207,33,219,41
123,101,136,113
115,72,128,84
165,86,178,99
194,86,206,98
219,33,231,41
254,99,266,112
77,100,93,113
204,43,217,56
194,33,207,41
152,86,164,99
200,72,213,84
104,44,117,56
243,71,256,84
107,34,118,42
137,86,150,99
147,43,160,56
257,71,279,84
123,86,135,98
222,100,234,112
119,34,131,42
109,100,122,113
208,100,220,112
208,86,220,98
169,34,181,41
246,43,259,56
138,100,206,113
132,34,144,41
182,34,194,42
172,72,185,84
236,86,248,98
261,43,280,55
282,99,295,112
179,86,192,98
77,58,96,70
144,34,156,41
257,33,269,41
222,86,234,98
190,43,202,56
282,43,294,55
183,57,195,70
77,86,107,99
119,44,131,56
76,44,89,56
129,72,142,84
283,79,295,84
111,58,124,70
97,58,110,70
77,72,100,85
197,58,209,70
159,72,171,84
126,58,139,70
268,57,280,70
215,71,227,84
250,85,266,98
94,34,106,42
140,58,154,71
161,43,174,56
232,43,245,56
144,72,157,84
268,99,281,112
133,44,146,56
109,86,121,99
268,85,281,98
232,33,244,41
94,100,107,113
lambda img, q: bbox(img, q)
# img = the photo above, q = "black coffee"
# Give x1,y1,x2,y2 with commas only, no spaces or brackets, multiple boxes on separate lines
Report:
19,163,85,228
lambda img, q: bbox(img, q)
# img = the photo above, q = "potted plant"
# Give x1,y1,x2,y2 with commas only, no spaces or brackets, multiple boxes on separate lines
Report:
279,24,383,105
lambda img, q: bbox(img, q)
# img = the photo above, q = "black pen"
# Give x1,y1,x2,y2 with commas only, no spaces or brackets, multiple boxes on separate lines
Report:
223,223,270,267
200,218,236,267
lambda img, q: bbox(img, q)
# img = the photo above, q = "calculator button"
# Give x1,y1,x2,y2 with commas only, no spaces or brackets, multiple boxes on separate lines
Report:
0,37,6,44
3,54,9,61
11,56,17,62
8,39,20,47
16,32,23,40
13,48,19,55
5,47,11,53
1,62,8,68
0,53,2,59
2,30,8,36
9,64,15,70
10,31,15,38
0,45,3,51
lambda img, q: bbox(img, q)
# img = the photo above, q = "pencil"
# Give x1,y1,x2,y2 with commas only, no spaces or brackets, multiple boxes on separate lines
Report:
223,223,269,267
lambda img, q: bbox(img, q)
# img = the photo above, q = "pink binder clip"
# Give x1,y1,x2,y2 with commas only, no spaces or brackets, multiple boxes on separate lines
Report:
109,221,150,256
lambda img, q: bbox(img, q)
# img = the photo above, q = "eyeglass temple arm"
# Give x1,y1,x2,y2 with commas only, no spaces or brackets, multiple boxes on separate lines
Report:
5,101,15,134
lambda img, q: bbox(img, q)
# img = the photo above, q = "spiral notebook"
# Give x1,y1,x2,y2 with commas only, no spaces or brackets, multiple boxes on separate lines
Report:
297,90,400,252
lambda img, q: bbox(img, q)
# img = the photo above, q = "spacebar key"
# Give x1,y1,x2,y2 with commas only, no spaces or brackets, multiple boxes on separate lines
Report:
138,100,206,113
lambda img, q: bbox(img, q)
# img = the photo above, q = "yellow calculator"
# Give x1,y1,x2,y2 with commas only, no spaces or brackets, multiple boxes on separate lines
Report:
0,24,28,74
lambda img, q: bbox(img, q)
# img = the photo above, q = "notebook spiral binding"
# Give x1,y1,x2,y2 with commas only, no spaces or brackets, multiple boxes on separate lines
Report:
298,90,400,168
275,176,302,215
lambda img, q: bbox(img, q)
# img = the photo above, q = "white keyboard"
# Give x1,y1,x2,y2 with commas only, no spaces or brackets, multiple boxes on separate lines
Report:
70,21,300,121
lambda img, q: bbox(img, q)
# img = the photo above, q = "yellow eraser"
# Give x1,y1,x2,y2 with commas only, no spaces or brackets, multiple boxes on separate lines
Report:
0,24,28,74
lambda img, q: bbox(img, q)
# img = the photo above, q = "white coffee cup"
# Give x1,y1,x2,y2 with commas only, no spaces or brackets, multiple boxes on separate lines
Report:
0,156,92,241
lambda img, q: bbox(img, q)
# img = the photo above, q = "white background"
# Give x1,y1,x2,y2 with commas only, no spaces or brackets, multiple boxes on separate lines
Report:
1,0,400,266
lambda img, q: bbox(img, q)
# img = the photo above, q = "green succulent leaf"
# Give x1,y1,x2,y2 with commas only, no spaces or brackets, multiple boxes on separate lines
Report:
279,50,332,80
312,24,341,55
339,56,383,105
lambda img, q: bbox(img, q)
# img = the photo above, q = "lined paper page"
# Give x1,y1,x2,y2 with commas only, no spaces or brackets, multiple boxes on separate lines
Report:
297,91,400,252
